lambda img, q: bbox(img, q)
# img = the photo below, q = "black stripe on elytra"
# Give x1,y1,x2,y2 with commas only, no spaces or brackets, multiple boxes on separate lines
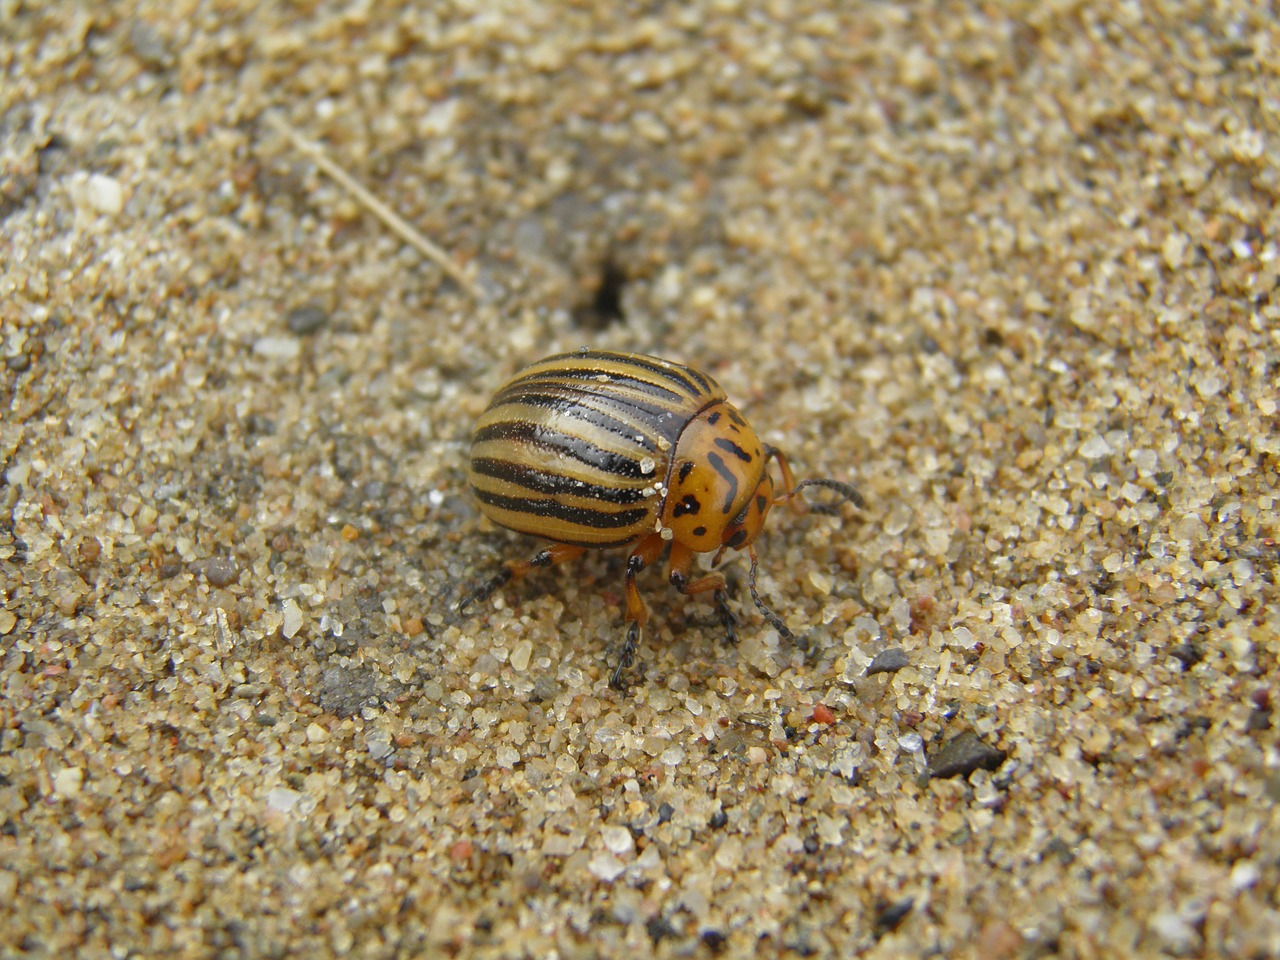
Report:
473,421,648,479
474,490,648,529
713,437,753,463
471,458,647,504
571,351,707,399
681,364,714,393
678,461,695,482
489,387,676,440
509,367,689,406
487,392,663,451
705,451,739,514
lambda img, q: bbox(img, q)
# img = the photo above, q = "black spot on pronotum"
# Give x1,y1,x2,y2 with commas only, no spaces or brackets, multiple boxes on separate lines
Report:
673,495,700,517
692,525,707,537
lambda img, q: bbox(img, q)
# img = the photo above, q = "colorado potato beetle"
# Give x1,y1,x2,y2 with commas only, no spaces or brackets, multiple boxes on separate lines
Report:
459,349,862,688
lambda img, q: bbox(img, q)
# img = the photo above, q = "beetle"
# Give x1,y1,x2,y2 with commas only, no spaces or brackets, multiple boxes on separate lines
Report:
458,349,862,688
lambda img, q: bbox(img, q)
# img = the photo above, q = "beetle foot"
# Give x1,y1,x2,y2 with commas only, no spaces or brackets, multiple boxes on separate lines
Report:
610,621,640,690
714,588,738,644
457,567,513,612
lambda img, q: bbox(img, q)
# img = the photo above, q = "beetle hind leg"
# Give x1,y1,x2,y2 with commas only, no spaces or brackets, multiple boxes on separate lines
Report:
457,543,587,612
668,542,737,644
712,587,738,644
610,534,666,690
610,622,641,690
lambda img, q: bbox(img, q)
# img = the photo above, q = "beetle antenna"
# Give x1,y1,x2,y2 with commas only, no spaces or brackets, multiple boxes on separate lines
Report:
787,478,865,516
748,548,794,642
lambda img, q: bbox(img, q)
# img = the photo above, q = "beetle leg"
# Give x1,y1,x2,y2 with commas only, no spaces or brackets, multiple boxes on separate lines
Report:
764,446,807,515
611,533,666,689
667,542,737,644
457,543,587,611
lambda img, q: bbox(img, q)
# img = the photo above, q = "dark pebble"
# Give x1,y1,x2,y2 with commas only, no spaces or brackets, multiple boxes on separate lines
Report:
928,731,1007,780
1244,708,1272,733
128,21,172,69
1170,642,1204,667
191,557,238,587
874,896,915,934
866,647,910,676
700,930,727,952
529,676,560,702
646,916,678,945
286,303,329,335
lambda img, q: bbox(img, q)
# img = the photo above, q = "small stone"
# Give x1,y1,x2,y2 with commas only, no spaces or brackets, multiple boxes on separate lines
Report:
495,744,520,768
191,557,237,587
1078,435,1112,459
128,21,172,69
928,731,1007,780
587,851,626,882
53,767,84,798
253,336,302,360
267,787,301,812
1148,911,1198,954
866,648,910,676
0,610,16,635
510,639,533,672
1230,859,1260,891
285,303,329,335
600,825,634,857
810,703,836,725
281,599,304,639
86,173,124,215
874,897,915,933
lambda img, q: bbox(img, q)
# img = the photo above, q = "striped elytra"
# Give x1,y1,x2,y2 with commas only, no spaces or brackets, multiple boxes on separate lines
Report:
470,350,732,547
461,349,864,689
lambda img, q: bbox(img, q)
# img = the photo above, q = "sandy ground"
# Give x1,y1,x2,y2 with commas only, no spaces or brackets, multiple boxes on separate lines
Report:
2,2,1278,957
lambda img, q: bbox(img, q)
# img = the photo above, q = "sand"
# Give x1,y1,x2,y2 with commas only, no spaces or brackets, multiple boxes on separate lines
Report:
2,2,1277,957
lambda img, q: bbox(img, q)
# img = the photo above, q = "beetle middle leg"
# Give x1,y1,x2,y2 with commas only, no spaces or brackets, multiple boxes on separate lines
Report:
458,542,587,612
667,542,738,644
611,533,666,689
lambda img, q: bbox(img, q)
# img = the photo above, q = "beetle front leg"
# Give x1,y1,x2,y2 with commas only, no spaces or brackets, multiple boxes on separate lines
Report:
667,543,738,644
458,543,587,612
612,534,666,689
